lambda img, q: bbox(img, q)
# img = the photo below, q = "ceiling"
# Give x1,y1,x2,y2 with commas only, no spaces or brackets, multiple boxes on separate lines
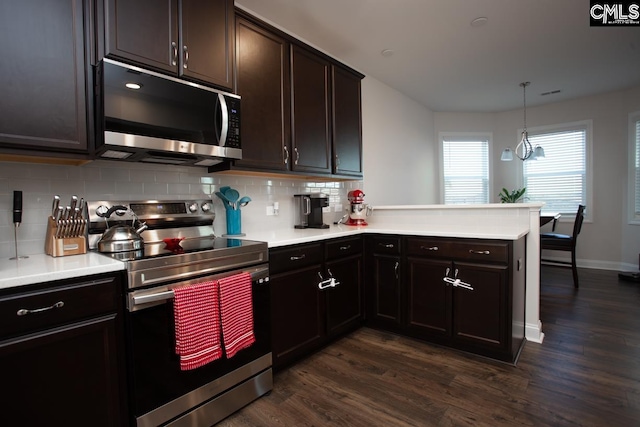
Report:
235,0,640,113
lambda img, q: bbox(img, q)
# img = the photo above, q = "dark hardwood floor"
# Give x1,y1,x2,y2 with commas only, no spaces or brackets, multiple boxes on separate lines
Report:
219,266,640,426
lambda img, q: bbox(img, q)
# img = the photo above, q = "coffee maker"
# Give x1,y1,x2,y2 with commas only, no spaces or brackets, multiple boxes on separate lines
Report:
294,193,329,229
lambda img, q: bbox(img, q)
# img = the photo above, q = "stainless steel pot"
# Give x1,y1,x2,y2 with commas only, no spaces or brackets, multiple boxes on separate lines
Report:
97,205,148,253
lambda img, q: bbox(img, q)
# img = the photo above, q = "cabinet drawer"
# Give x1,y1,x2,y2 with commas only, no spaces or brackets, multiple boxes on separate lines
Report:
406,237,509,264
270,243,323,275
369,235,401,255
0,274,120,340
326,237,362,260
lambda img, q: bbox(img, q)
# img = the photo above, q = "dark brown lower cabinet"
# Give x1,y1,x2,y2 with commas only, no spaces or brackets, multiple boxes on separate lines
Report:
404,236,526,363
365,235,403,331
406,257,451,339
325,237,363,337
270,263,325,368
270,237,363,369
364,234,526,364
0,272,127,426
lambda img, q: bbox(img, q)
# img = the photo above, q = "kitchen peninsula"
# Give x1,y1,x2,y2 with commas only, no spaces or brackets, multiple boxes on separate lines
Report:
245,203,545,345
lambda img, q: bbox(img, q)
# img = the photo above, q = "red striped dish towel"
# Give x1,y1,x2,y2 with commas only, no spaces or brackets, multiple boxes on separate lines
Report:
218,272,256,358
173,280,222,371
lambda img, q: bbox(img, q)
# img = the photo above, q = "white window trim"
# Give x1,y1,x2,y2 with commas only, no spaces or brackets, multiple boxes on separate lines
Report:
438,132,493,204
628,110,640,225
521,120,593,221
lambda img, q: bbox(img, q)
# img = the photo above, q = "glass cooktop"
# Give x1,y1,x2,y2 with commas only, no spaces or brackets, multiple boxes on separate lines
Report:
98,236,267,262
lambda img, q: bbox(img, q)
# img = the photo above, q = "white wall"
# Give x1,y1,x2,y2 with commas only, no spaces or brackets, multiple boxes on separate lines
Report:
435,85,640,270
361,77,438,206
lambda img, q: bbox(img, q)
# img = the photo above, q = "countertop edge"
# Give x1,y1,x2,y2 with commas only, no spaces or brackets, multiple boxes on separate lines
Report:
0,224,530,290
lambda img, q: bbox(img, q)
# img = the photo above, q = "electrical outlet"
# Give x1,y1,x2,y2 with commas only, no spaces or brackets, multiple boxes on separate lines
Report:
334,203,343,212
266,206,275,216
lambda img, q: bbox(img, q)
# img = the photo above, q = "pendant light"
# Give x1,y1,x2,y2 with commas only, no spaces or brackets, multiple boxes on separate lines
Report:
501,82,545,161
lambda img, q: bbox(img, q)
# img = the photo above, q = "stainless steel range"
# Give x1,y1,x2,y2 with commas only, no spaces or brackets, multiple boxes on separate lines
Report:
87,199,272,427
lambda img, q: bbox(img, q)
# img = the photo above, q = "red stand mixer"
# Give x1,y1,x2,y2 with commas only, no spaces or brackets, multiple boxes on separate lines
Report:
345,189,373,226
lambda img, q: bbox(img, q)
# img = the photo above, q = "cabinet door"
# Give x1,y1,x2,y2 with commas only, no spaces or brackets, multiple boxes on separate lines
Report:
180,0,234,89
367,254,402,328
0,315,123,426
290,45,331,174
452,261,508,353
405,257,452,340
270,265,324,368
0,0,89,152
325,254,363,337
332,65,363,177
234,17,290,171
105,0,178,74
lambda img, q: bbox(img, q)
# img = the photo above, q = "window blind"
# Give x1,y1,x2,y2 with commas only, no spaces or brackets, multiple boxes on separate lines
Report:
635,119,640,216
443,139,489,204
523,127,586,214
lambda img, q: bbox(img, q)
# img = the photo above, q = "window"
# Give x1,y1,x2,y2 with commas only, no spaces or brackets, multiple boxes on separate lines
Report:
441,134,490,204
629,111,640,223
523,121,591,215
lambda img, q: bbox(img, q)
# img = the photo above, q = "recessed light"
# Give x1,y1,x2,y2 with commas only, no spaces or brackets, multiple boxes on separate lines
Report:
471,17,488,27
125,82,142,90
380,49,394,57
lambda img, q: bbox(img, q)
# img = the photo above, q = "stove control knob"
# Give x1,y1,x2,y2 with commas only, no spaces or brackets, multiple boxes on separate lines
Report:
96,205,109,218
188,202,198,213
201,202,212,213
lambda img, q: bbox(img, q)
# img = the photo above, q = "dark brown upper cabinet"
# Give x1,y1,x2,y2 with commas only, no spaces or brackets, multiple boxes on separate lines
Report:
233,17,290,171
0,0,90,154
332,66,363,177
290,45,332,174
211,9,364,178
104,0,234,90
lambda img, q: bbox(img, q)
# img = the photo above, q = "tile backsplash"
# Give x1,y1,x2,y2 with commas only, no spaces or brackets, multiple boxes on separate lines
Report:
0,160,362,258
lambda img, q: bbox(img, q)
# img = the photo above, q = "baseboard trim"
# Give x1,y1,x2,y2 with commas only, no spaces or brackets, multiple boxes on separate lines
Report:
525,321,544,344
541,256,636,272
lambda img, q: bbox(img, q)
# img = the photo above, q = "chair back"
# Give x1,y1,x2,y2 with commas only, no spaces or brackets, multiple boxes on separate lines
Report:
573,205,586,239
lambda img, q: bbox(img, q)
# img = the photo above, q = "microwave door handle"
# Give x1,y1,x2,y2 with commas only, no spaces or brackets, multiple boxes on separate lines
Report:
217,93,229,147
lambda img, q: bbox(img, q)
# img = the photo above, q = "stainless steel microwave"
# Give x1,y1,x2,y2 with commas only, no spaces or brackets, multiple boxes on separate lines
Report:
94,58,241,166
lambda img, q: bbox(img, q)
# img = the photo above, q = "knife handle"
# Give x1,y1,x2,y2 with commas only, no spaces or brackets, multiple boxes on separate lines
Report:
13,190,22,224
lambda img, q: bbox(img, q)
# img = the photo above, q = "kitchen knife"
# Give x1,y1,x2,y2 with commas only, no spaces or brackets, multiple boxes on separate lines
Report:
62,206,71,238
55,206,64,238
73,207,81,237
69,195,78,212
51,195,60,219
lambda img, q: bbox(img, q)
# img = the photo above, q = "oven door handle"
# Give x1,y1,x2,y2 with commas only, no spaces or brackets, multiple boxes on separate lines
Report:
129,266,269,311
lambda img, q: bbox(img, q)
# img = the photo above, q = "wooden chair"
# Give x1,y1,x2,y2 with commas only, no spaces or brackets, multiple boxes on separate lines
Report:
540,205,586,288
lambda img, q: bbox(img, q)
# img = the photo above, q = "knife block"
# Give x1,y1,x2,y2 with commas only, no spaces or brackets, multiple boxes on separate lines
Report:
45,217,87,257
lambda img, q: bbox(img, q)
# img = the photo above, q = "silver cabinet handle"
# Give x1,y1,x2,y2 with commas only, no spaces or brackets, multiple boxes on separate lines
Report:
284,145,289,165
294,147,300,165
469,250,490,255
394,261,399,279
17,301,64,316
420,245,438,251
183,45,189,69
379,243,394,248
290,254,306,261
171,41,178,66
339,245,351,251
335,154,340,166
